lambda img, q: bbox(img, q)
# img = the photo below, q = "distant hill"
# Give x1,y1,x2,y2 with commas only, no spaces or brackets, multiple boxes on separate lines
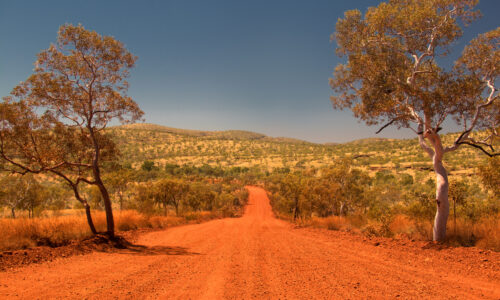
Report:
118,123,268,140
345,137,393,145
117,123,389,145
108,123,487,180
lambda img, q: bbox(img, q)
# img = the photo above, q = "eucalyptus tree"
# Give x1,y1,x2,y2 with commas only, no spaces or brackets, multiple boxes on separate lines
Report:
478,157,500,198
150,178,190,216
330,0,498,241
280,173,307,220
0,175,26,218
0,174,45,218
105,169,133,210
0,24,143,237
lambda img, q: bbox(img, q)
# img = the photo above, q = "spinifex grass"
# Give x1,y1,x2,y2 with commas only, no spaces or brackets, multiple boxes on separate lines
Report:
307,213,500,251
0,210,217,251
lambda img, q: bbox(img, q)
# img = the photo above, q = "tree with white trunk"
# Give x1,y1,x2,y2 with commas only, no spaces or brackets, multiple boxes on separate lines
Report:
330,0,499,241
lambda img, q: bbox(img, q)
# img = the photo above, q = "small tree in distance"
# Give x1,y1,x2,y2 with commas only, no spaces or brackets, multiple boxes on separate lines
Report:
330,0,498,241
0,24,143,237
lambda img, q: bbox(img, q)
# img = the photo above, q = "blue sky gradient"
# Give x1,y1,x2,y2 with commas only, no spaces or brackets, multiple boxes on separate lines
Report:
1,0,498,142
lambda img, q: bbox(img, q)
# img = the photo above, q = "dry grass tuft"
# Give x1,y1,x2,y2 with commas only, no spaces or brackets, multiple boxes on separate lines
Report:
311,216,351,231
474,217,500,251
184,211,219,223
0,214,93,250
115,210,148,231
389,215,416,237
308,213,500,251
148,215,184,229
0,210,220,251
447,215,500,251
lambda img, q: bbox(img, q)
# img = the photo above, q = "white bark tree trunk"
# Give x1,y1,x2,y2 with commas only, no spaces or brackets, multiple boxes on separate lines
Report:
418,124,450,242
433,155,449,241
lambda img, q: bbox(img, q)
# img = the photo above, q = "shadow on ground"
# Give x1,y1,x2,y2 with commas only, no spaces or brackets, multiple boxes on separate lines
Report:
111,244,200,256
75,234,200,256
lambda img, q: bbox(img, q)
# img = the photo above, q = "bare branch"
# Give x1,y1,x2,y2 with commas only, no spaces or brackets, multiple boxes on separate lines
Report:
375,118,397,134
445,79,498,153
352,154,373,159
76,177,97,185
457,141,499,157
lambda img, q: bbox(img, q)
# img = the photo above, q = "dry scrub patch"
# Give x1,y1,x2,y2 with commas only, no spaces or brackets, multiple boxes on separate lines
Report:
304,214,500,251
0,209,226,270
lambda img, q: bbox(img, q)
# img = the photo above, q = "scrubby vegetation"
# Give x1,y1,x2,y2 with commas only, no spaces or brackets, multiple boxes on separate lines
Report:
265,157,500,250
0,167,249,251
1,123,498,251
108,123,490,179
0,210,222,251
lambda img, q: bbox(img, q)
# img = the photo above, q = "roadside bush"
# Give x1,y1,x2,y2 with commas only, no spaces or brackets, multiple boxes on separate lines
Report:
311,216,351,231
264,159,499,251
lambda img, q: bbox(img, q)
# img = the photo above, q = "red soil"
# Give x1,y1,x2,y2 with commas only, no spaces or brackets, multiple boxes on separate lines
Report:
0,186,498,299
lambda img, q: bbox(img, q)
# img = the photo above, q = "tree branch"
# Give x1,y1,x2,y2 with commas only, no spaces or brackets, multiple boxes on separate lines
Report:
457,141,499,157
375,118,397,134
445,79,498,153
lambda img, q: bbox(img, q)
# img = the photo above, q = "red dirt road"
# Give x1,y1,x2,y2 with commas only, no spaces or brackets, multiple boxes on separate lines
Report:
1,186,499,299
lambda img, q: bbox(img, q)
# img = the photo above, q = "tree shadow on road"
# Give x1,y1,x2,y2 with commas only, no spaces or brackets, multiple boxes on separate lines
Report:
86,234,201,256
111,243,201,256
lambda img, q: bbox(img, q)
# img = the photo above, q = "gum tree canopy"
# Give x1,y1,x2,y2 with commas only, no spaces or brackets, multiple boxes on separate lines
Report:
0,24,143,237
330,0,498,241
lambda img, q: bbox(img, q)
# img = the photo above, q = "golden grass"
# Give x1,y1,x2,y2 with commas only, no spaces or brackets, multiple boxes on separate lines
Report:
0,214,93,250
0,210,217,251
308,213,500,251
310,216,352,231
448,215,500,251
389,214,423,238
474,217,500,251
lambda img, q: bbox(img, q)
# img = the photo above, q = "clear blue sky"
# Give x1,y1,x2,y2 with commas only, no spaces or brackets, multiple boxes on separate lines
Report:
1,0,498,143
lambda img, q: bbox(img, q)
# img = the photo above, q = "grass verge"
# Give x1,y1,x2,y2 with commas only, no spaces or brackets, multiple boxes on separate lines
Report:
302,214,500,251
0,210,222,251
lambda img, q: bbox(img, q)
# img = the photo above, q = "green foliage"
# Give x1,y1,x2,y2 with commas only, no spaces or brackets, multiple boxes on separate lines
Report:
0,23,144,236
266,160,371,220
330,0,487,129
478,157,500,198
87,186,104,210
101,123,490,187
399,174,414,186
0,175,50,218
141,160,157,172
0,119,494,244
130,176,248,218
331,0,498,242
265,156,496,244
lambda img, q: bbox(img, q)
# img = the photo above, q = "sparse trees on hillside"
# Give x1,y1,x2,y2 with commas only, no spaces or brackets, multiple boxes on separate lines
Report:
0,175,45,218
0,24,143,237
105,169,133,210
331,0,499,241
0,176,25,218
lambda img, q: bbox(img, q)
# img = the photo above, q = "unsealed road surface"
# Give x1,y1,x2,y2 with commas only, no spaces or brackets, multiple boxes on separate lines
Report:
1,186,499,299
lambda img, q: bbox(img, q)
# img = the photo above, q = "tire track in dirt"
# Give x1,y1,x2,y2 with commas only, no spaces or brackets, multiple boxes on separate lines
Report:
0,186,498,299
